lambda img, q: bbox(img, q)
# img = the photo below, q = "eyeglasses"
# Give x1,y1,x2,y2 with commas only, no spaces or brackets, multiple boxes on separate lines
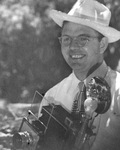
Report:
58,35,100,47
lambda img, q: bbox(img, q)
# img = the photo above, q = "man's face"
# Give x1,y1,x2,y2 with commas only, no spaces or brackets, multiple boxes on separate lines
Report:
61,22,104,73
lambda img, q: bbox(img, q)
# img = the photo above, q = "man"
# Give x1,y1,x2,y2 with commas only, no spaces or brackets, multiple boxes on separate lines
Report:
39,0,120,150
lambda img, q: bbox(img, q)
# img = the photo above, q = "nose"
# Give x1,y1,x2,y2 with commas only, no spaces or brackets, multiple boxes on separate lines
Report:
69,38,81,50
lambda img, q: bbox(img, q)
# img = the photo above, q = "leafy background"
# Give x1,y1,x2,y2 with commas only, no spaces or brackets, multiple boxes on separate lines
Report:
0,0,120,149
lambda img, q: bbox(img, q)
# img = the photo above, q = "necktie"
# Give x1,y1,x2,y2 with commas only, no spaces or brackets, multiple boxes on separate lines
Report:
71,82,86,117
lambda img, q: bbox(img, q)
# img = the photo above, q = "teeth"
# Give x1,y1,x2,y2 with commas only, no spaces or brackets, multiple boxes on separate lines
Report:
72,55,84,58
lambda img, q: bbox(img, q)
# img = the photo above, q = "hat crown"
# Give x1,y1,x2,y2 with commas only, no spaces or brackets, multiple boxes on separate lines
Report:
68,0,111,26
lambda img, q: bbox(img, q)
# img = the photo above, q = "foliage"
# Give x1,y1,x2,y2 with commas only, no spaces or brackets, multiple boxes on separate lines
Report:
0,0,119,102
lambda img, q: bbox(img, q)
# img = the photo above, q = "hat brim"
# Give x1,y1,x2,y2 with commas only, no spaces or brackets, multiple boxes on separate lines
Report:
49,10,120,43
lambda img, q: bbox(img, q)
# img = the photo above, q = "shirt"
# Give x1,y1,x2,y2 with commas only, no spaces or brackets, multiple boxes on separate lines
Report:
39,61,120,150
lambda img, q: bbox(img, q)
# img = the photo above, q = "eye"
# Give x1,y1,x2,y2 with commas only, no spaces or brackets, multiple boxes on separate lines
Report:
62,36,71,43
78,36,90,42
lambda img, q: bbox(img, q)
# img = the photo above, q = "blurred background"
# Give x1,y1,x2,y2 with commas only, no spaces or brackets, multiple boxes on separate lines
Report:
0,0,119,103
0,0,120,149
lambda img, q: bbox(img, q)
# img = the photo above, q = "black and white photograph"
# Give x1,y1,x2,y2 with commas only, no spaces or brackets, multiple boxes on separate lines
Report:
0,0,120,150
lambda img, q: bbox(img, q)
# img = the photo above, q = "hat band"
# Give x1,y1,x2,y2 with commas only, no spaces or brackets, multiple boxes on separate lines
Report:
68,12,109,26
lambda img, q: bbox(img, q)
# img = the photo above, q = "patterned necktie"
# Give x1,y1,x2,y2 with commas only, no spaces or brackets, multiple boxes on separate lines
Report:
71,82,86,116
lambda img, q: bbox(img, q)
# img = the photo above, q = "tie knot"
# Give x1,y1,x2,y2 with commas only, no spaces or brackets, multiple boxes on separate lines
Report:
78,82,86,92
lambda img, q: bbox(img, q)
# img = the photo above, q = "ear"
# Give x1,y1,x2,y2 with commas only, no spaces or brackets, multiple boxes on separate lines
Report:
99,37,108,54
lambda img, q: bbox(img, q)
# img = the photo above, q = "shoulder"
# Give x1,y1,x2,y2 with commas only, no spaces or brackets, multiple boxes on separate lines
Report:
45,72,74,96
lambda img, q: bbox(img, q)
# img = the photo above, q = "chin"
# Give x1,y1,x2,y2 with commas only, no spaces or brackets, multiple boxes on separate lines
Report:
69,63,86,71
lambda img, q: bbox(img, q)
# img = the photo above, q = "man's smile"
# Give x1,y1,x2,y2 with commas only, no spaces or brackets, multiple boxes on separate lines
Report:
71,54,85,59
69,53,86,60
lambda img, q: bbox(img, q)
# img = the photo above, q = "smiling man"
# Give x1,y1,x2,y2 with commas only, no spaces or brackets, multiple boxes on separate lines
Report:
60,22,106,80
38,0,120,150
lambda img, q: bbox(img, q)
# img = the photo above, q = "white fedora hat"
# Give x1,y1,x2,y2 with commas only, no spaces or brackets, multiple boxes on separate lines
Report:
49,0,120,43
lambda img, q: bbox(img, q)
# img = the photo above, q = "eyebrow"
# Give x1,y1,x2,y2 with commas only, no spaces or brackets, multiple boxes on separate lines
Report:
78,34,93,37
62,33,94,37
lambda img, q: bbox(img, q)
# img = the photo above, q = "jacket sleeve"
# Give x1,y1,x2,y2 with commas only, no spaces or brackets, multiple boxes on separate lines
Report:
110,71,120,116
114,87,120,115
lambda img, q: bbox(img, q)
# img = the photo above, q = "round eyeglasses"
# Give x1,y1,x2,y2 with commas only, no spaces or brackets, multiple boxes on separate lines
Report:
58,35,100,47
